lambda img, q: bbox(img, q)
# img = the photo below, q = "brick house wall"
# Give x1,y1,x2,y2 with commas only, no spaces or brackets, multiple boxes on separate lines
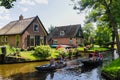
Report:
21,18,47,49
0,35,22,48
52,38,77,46
0,16,47,49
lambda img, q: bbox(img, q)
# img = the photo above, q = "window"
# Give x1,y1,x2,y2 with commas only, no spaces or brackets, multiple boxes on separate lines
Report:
35,35,40,46
40,37,44,45
34,24,39,31
16,35,20,47
53,40,57,44
60,31,65,36
69,38,72,44
1,36,4,42
79,31,81,36
30,36,35,46
4,36,8,42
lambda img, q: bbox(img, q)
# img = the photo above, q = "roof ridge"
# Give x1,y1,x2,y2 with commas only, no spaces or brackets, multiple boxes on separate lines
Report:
10,16,36,23
56,24,81,27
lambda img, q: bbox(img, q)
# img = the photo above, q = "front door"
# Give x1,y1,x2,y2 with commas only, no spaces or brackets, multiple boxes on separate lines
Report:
30,38,35,46
35,36,40,46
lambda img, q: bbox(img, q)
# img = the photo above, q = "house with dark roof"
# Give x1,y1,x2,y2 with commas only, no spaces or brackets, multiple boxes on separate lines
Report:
48,24,84,46
0,15,48,49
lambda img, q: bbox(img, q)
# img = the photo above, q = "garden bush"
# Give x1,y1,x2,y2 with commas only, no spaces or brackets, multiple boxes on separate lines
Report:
33,45,51,59
27,46,35,51
57,48,68,57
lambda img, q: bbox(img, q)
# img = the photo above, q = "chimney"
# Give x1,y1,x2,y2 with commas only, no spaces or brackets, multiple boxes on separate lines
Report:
19,15,23,20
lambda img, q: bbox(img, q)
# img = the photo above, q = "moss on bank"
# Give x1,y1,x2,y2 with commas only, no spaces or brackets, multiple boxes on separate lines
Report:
102,58,120,79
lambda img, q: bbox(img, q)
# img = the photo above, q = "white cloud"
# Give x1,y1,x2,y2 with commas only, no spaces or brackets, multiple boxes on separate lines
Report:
21,7,28,12
19,0,35,5
34,0,48,4
0,7,11,20
0,7,9,13
19,0,48,5
0,15,11,20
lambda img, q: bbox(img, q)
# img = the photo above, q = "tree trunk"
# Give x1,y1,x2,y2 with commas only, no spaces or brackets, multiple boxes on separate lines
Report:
111,30,115,60
108,14,120,57
104,1,120,57
113,25,120,57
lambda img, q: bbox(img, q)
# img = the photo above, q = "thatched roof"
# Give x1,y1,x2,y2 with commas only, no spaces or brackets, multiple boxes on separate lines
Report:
48,24,82,40
0,16,37,35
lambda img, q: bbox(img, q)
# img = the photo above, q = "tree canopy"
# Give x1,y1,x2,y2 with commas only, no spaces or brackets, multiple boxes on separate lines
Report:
48,25,55,33
72,0,120,56
0,0,16,9
83,23,94,42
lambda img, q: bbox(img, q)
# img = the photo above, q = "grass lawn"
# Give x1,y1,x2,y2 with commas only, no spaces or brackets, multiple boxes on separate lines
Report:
89,47,109,51
2,45,110,62
77,45,109,52
102,58,120,78
20,46,108,60
19,51,38,60
19,49,60,60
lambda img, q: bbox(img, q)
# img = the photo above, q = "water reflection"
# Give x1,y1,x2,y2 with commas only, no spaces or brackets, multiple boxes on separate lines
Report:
0,62,48,79
45,67,105,80
0,63,106,80
8,71,49,80
0,61,107,80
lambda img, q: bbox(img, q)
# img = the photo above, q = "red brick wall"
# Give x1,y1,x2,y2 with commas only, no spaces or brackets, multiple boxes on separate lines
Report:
52,38,77,46
21,18,47,49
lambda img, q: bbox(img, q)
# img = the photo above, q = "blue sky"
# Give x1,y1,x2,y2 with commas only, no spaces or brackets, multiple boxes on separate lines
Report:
0,0,86,31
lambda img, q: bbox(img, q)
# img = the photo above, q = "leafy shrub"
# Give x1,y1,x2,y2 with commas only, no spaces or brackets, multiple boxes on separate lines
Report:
33,45,51,59
57,48,68,57
27,46,35,51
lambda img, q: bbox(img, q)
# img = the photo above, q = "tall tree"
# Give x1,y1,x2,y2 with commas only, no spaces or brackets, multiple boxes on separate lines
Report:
72,0,120,57
83,23,94,43
48,25,55,33
0,0,16,9
95,25,112,47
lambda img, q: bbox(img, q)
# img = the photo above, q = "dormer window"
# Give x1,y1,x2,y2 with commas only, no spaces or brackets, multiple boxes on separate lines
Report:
60,31,65,36
34,24,39,31
79,31,81,36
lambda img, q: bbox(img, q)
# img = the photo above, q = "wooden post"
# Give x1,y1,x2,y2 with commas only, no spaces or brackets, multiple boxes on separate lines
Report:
1,46,6,63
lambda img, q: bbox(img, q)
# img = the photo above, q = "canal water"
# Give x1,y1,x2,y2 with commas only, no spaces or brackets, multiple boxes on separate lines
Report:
0,50,115,80
0,62,106,80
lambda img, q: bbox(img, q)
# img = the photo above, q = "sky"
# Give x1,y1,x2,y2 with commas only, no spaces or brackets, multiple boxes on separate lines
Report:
0,0,86,31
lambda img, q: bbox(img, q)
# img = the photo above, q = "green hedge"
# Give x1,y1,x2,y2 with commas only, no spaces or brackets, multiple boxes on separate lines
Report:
102,58,120,78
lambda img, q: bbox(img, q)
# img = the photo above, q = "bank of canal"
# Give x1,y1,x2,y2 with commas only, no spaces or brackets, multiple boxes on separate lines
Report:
0,61,107,80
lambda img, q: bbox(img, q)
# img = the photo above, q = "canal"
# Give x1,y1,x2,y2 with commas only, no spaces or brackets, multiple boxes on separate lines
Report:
0,50,114,80
0,62,106,80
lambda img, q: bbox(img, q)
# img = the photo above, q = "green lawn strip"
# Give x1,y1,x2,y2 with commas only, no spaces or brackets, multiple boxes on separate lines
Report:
77,47,84,51
102,58,120,78
19,51,38,60
89,47,109,51
77,46,109,52
19,49,60,61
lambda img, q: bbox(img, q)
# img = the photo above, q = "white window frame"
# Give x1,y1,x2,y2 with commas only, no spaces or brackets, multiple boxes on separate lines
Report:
69,38,73,44
33,23,39,32
60,31,65,36
53,39,57,44
4,36,8,42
